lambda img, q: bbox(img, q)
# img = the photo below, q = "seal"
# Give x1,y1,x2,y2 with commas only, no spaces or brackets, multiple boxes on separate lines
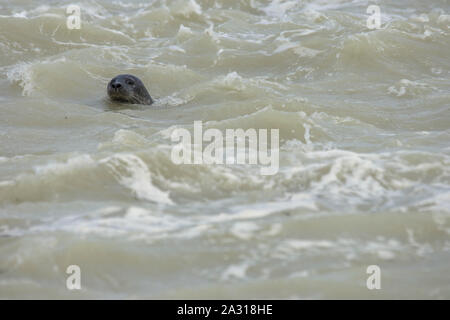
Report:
107,74,153,105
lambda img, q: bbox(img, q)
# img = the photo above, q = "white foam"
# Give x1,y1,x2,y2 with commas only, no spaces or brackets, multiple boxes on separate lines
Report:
32,206,186,239
13,11,27,18
221,263,249,280
34,155,95,175
287,239,335,250
111,129,149,147
215,72,246,91
177,24,194,39
303,123,312,145
0,180,14,187
406,229,433,257
388,79,430,97
273,41,298,54
100,154,173,205
263,223,283,237
211,209,275,223
7,63,35,96
230,222,260,240
377,250,395,260
168,45,186,53
173,224,211,239
437,14,450,24
261,0,297,18
171,0,202,18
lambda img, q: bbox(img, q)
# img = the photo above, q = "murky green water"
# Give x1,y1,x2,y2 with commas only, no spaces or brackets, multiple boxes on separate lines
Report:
0,0,449,299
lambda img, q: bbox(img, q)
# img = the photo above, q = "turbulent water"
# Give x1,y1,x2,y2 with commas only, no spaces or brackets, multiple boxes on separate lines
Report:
0,0,449,299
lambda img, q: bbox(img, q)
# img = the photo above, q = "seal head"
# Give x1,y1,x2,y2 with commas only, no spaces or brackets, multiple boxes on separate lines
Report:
107,74,153,105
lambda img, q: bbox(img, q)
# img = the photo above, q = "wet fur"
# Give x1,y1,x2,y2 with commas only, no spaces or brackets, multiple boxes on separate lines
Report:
107,74,153,105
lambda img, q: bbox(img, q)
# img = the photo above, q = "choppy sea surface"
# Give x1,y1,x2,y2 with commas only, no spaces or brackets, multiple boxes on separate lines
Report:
0,0,449,299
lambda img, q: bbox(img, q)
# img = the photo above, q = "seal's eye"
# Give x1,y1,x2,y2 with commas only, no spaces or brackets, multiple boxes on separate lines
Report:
126,79,135,86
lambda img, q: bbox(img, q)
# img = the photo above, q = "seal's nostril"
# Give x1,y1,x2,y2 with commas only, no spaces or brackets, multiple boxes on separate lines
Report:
111,83,122,89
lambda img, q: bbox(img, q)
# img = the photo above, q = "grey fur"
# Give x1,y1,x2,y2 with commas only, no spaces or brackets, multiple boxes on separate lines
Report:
107,74,153,105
